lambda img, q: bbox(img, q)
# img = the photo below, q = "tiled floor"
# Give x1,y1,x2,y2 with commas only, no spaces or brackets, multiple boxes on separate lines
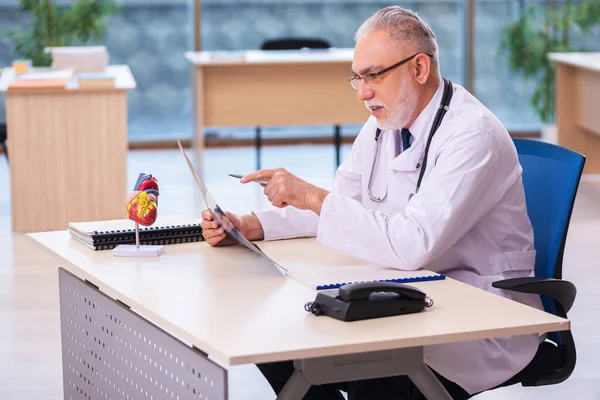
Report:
1,144,599,399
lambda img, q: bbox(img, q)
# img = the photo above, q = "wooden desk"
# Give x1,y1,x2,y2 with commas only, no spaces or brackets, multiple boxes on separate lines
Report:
29,233,568,400
0,65,136,233
550,52,600,173
185,49,369,175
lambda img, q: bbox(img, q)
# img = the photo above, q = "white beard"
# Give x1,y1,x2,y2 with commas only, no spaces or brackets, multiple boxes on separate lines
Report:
366,74,419,131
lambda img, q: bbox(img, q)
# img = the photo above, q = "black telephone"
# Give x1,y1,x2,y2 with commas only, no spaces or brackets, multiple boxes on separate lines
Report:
305,282,433,322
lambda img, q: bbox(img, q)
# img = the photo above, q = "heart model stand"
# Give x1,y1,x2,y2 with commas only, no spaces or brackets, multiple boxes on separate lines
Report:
113,173,164,258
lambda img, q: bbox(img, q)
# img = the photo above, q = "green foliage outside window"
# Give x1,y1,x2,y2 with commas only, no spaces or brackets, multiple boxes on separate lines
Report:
4,0,117,67
499,0,600,123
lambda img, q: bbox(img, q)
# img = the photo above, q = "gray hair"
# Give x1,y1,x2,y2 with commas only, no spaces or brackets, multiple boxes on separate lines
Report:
355,6,439,67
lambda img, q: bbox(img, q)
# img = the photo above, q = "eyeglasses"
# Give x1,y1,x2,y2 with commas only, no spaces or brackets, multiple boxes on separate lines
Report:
348,52,433,90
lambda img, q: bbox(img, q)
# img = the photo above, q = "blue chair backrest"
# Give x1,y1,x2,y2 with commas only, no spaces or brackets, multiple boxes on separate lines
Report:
514,139,585,312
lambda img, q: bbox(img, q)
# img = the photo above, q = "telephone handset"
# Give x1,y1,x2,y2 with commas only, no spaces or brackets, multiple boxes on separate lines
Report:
338,282,428,302
305,282,434,322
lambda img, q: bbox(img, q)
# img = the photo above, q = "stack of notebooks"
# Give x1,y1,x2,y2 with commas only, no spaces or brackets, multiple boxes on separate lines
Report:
47,46,109,73
68,215,204,251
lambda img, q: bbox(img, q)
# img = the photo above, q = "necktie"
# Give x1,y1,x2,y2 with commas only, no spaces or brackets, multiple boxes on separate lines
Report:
401,128,412,151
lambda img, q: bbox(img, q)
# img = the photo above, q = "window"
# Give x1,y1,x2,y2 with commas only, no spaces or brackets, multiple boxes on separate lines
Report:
475,0,600,131
3,1,597,141
200,0,465,141
103,0,193,141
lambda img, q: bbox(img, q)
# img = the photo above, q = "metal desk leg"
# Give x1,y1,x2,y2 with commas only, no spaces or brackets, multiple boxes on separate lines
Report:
334,125,341,168
277,348,452,400
277,369,312,400
255,126,262,171
409,364,455,400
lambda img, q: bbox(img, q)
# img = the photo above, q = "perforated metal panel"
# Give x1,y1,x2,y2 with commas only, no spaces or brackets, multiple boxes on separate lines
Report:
58,268,227,400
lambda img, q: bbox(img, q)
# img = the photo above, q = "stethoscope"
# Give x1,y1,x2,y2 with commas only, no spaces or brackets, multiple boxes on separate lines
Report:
367,77,454,203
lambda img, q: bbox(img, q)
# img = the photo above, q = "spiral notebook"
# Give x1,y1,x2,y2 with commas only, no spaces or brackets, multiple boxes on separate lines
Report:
68,215,204,251
258,238,445,290
285,265,443,290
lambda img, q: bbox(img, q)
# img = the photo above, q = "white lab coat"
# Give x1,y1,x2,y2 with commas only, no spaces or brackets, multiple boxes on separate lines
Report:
254,82,543,394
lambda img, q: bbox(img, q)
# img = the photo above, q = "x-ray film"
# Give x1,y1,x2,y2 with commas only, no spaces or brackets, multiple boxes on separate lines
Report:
177,140,286,275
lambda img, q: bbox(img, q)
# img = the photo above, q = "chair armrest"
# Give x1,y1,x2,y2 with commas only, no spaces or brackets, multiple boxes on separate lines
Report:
492,277,576,313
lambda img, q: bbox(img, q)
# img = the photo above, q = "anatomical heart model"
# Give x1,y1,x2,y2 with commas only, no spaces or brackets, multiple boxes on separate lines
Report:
113,173,165,257
127,173,160,226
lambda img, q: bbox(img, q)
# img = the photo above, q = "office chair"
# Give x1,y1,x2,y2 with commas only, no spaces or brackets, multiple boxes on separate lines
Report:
490,138,584,389
261,38,330,51
256,37,342,171
0,123,7,165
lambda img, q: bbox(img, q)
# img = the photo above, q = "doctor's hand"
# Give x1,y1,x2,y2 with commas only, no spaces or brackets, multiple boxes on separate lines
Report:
201,209,265,246
241,168,330,215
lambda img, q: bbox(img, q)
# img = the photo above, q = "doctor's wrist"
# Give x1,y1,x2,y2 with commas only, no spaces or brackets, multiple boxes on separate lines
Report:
241,214,265,241
309,188,330,216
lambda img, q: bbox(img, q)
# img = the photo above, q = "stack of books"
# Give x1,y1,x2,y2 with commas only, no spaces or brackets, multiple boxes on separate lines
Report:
8,68,73,92
47,46,109,73
76,72,115,89
68,215,205,251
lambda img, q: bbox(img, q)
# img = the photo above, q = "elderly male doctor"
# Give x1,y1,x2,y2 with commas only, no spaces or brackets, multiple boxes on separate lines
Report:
201,6,543,400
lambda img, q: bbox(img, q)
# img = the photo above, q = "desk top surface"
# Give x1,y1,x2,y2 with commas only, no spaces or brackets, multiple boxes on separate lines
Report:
549,52,600,73
185,48,354,67
0,65,136,93
29,231,568,367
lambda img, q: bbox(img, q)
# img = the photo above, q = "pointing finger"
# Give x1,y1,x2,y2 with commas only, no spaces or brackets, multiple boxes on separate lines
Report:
241,169,278,183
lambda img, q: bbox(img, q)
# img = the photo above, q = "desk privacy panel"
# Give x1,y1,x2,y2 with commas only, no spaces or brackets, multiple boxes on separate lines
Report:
58,268,226,400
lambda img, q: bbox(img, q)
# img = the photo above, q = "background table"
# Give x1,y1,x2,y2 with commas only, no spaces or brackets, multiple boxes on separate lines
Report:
550,52,600,173
0,65,135,233
185,49,369,176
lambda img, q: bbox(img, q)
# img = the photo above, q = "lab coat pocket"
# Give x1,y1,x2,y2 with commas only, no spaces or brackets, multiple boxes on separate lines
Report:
386,155,422,208
489,250,536,274
389,152,422,172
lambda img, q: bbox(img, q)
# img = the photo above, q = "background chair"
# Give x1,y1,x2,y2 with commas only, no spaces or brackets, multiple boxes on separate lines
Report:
261,38,330,51
256,37,342,171
490,138,584,389
0,123,7,165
